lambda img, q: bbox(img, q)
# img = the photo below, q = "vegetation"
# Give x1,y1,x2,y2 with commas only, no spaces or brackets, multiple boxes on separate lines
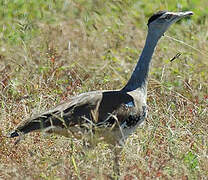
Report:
0,0,207,179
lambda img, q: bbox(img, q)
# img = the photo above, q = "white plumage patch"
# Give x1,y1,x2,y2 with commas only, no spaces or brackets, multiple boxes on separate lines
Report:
125,101,134,108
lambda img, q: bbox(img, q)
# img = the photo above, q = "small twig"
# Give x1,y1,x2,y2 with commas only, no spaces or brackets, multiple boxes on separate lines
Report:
14,133,24,145
170,52,181,62
165,35,208,58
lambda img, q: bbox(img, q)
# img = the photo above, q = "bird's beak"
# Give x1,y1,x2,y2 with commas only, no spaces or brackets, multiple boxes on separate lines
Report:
177,11,194,18
172,11,194,22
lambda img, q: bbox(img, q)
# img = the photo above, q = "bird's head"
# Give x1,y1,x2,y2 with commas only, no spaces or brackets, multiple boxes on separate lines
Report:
147,11,193,39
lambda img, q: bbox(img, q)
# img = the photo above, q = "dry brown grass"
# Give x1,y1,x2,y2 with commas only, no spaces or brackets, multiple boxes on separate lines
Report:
0,0,207,179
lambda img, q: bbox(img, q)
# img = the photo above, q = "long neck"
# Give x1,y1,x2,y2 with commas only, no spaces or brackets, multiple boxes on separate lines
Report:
121,31,160,93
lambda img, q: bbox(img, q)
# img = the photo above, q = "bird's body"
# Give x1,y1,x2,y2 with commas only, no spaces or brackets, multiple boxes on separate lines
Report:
12,89,147,145
9,10,193,149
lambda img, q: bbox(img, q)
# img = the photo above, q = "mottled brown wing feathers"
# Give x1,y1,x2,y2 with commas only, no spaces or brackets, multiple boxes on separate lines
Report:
10,90,143,138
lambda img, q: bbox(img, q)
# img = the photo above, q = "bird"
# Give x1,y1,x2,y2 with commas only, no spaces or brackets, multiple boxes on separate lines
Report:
8,10,193,176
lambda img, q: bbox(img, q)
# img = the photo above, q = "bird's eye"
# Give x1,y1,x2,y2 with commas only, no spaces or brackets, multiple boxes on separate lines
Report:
165,14,172,19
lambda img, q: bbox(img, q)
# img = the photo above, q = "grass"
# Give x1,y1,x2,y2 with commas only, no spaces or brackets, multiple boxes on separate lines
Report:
0,0,208,179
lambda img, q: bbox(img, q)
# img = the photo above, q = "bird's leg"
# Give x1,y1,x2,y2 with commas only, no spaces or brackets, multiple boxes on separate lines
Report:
113,145,122,178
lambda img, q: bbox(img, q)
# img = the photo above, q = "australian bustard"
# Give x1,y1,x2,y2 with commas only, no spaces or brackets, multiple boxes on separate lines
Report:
8,10,193,175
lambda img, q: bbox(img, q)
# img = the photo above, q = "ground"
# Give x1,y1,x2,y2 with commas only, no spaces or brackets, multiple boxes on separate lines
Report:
0,0,207,179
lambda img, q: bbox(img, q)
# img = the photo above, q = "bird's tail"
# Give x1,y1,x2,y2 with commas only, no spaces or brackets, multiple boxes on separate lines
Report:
8,111,65,138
